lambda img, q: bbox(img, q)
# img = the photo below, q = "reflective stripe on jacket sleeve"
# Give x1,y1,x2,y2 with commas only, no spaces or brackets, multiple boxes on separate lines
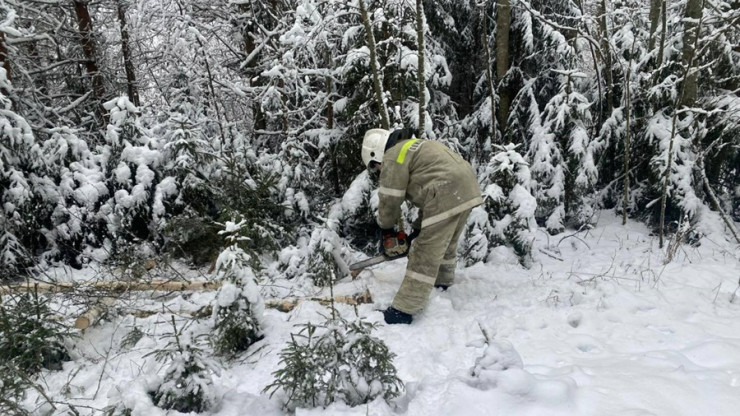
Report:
376,140,422,229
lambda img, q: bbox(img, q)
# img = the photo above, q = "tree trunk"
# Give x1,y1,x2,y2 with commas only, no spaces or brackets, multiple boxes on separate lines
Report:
495,0,512,135
359,0,390,129
194,35,227,144
0,30,9,80
648,0,662,53
659,108,679,248
73,0,107,124
657,0,667,68
116,0,140,107
416,0,426,138
73,289,375,329
237,3,266,131
623,54,633,225
481,1,497,145
679,0,703,108
697,156,740,244
0,29,10,97
571,1,604,125
0,280,224,295
659,0,706,247
326,76,334,130
599,0,614,113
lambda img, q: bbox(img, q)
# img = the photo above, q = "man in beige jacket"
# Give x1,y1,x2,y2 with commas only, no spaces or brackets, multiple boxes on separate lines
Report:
362,128,483,324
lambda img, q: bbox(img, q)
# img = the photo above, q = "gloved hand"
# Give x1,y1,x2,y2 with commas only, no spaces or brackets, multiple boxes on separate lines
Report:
382,306,413,324
380,228,408,258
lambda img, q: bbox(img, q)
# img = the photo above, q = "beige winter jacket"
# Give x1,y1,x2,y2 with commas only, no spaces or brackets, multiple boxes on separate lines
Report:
377,139,483,230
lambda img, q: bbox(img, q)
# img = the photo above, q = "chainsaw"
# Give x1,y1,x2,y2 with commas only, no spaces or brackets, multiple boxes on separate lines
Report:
348,227,415,277
348,252,407,277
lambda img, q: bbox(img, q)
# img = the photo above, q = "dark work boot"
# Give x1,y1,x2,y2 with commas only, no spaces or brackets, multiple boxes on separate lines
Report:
434,284,449,291
382,306,413,324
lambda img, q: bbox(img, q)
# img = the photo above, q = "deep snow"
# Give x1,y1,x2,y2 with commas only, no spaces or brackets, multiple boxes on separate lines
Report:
23,211,740,415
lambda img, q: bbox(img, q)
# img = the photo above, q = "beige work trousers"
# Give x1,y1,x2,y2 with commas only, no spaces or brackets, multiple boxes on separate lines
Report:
391,208,471,315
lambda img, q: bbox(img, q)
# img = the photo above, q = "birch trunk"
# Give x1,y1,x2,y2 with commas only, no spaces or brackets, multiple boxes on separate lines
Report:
416,0,426,138
0,280,223,295
73,290,374,329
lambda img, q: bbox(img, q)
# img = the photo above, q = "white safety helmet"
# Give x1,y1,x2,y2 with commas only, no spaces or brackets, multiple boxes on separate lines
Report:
361,128,390,168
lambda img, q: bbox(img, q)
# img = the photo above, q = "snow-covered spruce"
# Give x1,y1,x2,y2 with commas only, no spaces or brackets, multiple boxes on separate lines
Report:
0,291,71,375
0,290,71,413
536,71,598,233
0,67,43,274
271,172,372,287
100,96,178,258
149,319,217,413
210,221,265,356
264,315,403,410
467,143,537,266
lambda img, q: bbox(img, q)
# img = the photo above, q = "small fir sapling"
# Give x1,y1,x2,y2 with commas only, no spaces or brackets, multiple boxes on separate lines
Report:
273,176,360,286
120,325,144,350
0,289,72,415
265,316,404,410
459,206,493,266
0,290,71,375
0,363,29,416
102,404,133,416
265,279,403,410
329,170,378,254
210,220,265,356
148,317,217,413
525,87,566,234
305,226,347,287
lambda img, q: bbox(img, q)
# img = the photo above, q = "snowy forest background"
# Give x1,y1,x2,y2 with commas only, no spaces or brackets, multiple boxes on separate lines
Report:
0,0,739,414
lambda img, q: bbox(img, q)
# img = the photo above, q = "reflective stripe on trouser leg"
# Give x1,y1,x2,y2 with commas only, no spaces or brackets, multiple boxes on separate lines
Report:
435,208,472,287
391,210,467,315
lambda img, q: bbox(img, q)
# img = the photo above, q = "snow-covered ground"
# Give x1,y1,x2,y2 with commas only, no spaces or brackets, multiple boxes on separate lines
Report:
26,211,740,415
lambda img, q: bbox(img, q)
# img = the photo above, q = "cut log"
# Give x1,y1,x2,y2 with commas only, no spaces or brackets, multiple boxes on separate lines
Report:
264,289,374,313
73,289,374,329
75,297,117,329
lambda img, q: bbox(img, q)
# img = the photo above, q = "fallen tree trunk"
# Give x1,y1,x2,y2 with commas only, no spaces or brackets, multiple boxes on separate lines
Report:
1,280,223,295
74,289,374,330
